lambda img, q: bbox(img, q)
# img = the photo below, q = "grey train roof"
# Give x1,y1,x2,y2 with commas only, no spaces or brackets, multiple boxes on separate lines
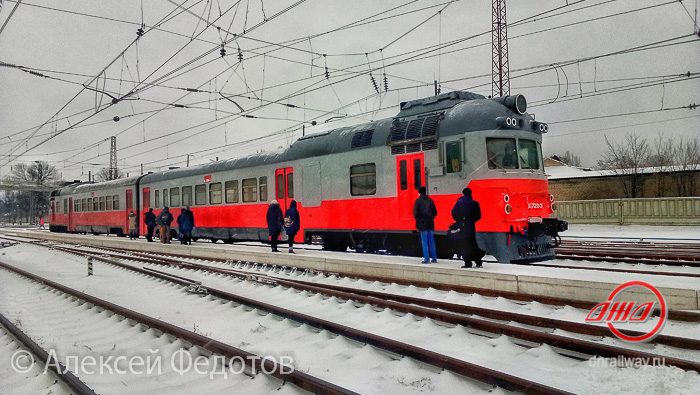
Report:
139,90,537,184
53,176,142,195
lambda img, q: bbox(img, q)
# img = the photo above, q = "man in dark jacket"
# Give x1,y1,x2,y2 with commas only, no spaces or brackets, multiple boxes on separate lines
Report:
413,186,438,264
451,188,485,268
158,207,174,244
284,200,300,254
266,200,284,252
144,208,156,242
181,206,195,245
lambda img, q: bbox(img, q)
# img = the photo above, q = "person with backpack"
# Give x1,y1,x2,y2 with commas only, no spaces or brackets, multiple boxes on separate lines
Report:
158,207,174,244
284,200,300,253
266,200,284,252
128,211,138,240
413,186,438,264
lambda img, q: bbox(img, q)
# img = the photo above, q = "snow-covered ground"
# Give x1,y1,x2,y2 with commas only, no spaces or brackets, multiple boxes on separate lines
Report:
0,241,699,394
563,224,700,241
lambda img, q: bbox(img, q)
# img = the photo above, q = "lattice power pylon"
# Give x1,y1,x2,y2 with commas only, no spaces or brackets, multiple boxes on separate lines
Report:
491,0,510,97
109,136,118,180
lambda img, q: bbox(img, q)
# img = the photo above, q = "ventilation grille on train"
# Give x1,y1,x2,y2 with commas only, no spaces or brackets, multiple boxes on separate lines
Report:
389,114,440,155
351,129,374,149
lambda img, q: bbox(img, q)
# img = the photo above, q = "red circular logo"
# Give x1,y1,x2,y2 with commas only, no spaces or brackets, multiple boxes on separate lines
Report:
606,281,667,343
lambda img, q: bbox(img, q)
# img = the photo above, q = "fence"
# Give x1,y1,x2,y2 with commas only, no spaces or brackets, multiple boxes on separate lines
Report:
554,197,700,225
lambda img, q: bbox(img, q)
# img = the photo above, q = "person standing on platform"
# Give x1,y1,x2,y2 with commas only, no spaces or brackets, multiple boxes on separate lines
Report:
181,206,195,245
144,208,156,242
266,200,284,252
451,188,485,268
176,209,186,244
413,186,438,264
39,217,45,229
284,200,300,254
158,207,174,244
128,211,138,240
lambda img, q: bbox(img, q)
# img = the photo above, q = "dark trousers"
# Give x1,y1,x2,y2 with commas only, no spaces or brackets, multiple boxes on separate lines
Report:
288,233,296,248
270,231,281,251
146,225,155,242
460,235,484,266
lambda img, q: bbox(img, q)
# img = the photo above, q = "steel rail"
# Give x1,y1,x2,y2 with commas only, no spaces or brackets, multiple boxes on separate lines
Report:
0,312,97,395
0,261,358,395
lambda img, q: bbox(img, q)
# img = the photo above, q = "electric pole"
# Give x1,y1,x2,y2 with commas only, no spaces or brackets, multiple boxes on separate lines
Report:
492,0,510,97
109,136,117,180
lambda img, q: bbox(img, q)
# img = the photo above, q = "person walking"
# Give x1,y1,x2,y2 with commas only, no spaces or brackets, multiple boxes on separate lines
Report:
284,200,300,253
266,200,284,252
144,208,156,242
128,211,138,240
158,207,174,244
181,206,195,245
413,187,438,264
451,188,485,268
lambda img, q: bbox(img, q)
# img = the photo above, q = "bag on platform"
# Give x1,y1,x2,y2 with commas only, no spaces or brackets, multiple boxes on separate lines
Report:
448,222,463,240
284,216,294,228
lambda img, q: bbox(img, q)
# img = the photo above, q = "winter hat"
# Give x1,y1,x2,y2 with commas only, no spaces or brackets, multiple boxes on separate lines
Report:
271,199,279,205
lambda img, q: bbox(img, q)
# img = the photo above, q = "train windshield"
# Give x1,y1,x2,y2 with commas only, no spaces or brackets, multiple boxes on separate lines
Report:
487,138,540,170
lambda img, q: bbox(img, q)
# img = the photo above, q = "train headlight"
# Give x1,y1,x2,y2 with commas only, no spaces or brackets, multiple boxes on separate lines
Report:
551,202,557,211
506,117,513,126
505,204,512,214
503,194,510,203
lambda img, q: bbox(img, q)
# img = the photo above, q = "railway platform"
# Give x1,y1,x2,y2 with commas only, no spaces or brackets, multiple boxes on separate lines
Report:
3,228,699,310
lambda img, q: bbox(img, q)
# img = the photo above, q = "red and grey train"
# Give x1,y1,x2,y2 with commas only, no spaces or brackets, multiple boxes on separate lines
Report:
50,90,567,263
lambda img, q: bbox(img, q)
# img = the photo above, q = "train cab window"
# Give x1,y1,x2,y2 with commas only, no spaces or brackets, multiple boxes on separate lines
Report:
155,190,160,208
518,139,540,170
182,186,193,206
162,189,168,207
113,195,119,210
445,142,462,173
99,196,106,211
350,163,377,196
486,138,518,170
209,183,222,204
225,181,239,203
259,177,267,202
170,187,180,207
195,184,207,205
93,198,99,211
106,195,113,211
287,173,294,198
242,178,257,202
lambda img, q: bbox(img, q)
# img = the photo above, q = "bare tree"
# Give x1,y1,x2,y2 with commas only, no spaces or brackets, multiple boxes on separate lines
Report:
2,161,59,223
94,167,125,182
555,151,581,167
650,133,675,197
671,137,700,196
597,133,651,198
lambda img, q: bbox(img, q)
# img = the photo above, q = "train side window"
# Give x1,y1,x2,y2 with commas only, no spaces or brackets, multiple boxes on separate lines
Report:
276,174,284,200
182,186,193,206
85,198,90,212
155,190,160,208
225,181,239,203
259,177,267,202
113,195,119,210
287,173,294,199
399,160,408,190
518,139,540,170
242,178,257,202
445,142,462,173
486,138,517,169
99,196,106,211
413,159,423,189
93,198,99,211
74,200,80,213
350,163,376,196
195,184,207,205
170,187,181,207
106,195,113,211
209,183,222,204
162,189,168,207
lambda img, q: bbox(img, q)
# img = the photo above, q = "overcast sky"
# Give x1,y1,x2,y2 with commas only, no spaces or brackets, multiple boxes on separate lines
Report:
1,0,698,181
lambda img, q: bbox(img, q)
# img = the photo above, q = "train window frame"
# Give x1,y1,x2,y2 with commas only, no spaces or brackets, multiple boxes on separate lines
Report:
106,195,113,211
182,186,193,206
517,139,540,170
350,163,377,196
86,198,91,212
209,182,222,204
537,142,544,173
413,158,423,189
162,189,168,208
113,195,119,210
93,197,99,211
242,178,257,202
445,141,462,173
82,198,87,212
287,173,294,199
259,177,267,202
399,160,408,190
486,138,518,170
195,184,207,205
154,190,160,208
225,180,239,204
99,196,106,211
276,174,284,200
74,200,80,213
170,187,181,207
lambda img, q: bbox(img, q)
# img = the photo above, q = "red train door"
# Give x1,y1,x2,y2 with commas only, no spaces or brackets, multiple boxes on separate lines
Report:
126,189,133,231
142,188,150,234
275,167,294,210
396,153,425,221
68,197,74,231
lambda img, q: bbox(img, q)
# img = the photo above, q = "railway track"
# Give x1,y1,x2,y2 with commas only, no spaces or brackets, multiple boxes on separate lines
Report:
555,240,700,267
